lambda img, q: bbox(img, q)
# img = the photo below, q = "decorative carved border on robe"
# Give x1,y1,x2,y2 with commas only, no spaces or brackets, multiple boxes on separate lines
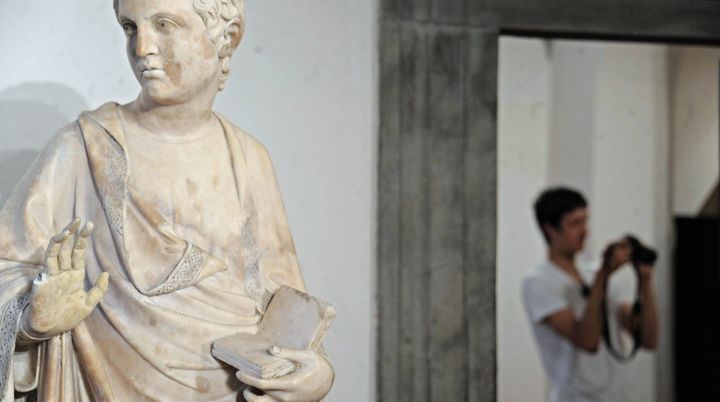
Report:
0,294,30,398
147,244,208,296
240,201,271,312
103,142,127,237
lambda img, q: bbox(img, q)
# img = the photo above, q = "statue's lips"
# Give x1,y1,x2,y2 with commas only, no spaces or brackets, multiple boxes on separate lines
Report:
140,68,166,79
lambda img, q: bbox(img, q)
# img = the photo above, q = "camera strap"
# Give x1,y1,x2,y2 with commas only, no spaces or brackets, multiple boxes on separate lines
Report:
580,275,643,362
601,295,643,363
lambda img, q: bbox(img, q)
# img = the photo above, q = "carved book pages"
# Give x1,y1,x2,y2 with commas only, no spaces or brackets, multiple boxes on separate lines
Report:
212,286,336,379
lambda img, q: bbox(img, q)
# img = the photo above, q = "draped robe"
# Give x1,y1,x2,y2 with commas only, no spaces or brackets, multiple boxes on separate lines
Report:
0,102,306,401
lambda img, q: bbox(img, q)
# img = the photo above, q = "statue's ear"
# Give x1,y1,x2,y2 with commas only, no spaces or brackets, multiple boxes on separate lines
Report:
219,21,244,59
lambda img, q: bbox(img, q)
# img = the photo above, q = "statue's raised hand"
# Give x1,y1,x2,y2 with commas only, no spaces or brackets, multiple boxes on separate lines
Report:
23,218,110,338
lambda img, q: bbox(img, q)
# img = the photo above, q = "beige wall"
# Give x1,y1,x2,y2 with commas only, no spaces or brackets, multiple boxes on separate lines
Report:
669,46,720,216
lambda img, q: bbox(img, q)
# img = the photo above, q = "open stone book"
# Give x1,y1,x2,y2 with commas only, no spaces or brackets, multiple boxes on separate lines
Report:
212,286,336,379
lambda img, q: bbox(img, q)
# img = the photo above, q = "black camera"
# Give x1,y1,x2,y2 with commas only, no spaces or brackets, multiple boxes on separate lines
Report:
625,235,657,267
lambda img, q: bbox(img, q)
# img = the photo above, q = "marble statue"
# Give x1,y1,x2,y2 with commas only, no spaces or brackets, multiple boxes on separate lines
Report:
0,0,334,400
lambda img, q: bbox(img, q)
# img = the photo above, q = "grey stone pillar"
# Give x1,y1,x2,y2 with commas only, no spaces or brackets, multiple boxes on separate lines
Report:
377,2,498,400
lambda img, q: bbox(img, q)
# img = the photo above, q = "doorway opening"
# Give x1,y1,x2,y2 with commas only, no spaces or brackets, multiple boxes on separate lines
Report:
497,37,720,402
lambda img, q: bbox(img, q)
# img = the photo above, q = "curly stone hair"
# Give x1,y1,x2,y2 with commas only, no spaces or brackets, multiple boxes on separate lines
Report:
193,0,244,90
114,0,244,90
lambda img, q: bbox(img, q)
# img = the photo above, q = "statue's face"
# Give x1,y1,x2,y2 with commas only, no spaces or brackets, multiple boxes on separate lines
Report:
116,0,221,105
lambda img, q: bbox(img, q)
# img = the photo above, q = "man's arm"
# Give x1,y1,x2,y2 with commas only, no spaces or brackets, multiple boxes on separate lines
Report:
618,266,659,350
543,269,609,353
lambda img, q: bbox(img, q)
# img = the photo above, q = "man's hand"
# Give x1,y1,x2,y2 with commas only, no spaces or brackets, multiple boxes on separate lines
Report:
637,264,653,284
601,239,632,274
238,347,334,402
24,218,110,338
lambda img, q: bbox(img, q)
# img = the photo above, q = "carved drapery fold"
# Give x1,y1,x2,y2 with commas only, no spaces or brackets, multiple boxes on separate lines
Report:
146,244,209,296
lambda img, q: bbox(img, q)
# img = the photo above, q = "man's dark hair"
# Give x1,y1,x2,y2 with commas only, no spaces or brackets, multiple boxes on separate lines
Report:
534,187,587,243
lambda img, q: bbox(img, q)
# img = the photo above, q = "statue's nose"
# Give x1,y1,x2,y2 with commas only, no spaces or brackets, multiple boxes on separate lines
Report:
135,27,159,58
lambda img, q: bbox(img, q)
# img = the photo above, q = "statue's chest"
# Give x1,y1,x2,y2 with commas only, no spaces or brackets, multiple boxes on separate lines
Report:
125,130,244,254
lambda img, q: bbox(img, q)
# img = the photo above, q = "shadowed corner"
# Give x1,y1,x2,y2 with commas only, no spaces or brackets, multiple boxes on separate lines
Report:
0,82,88,209
699,183,719,217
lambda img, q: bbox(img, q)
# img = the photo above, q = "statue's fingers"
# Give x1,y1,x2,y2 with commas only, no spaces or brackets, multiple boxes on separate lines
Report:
269,346,314,365
72,222,94,271
236,372,274,392
242,389,260,402
85,272,110,307
242,389,276,402
65,218,82,233
58,234,74,271
45,230,72,275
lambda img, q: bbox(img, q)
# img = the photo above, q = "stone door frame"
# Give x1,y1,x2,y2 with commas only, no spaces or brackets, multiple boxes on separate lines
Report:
377,1,720,401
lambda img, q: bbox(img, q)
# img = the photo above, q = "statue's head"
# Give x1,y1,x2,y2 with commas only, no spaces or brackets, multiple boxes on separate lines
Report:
114,0,244,105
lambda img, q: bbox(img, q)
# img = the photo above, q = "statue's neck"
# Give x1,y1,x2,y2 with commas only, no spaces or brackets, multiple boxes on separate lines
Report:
124,94,217,139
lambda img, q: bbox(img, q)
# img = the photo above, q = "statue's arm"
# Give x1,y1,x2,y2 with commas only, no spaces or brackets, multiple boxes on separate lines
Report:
251,141,307,293
234,137,334,402
0,124,107,398
0,125,108,340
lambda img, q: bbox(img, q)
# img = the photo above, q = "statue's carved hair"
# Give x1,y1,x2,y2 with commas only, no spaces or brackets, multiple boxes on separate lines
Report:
193,0,245,44
193,0,244,90
113,0,244,90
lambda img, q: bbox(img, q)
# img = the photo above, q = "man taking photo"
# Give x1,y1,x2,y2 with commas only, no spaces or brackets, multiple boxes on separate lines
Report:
522,187,659,402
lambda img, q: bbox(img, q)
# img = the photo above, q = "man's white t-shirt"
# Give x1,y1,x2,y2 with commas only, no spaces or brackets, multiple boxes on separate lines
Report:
522,260,636,402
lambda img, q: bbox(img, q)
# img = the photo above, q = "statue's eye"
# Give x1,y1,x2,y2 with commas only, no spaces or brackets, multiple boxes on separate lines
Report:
156,18,178,32
122,22,137,35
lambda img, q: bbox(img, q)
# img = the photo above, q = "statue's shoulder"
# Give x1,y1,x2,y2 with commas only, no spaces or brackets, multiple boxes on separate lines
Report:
44,102,112,147
215,114,273,161
25,120,88,177
79,102,119,122
54,121,84,142
44,121,85,156
77,102,122,132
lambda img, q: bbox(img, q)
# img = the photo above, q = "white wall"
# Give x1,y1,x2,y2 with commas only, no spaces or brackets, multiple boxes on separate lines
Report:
588,43,670,402
0,1,377,401
497,37,553,402
499,38,678,402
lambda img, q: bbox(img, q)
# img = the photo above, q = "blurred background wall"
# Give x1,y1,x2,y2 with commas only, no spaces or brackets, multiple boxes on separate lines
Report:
0,1,377,401
498,37,720,402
